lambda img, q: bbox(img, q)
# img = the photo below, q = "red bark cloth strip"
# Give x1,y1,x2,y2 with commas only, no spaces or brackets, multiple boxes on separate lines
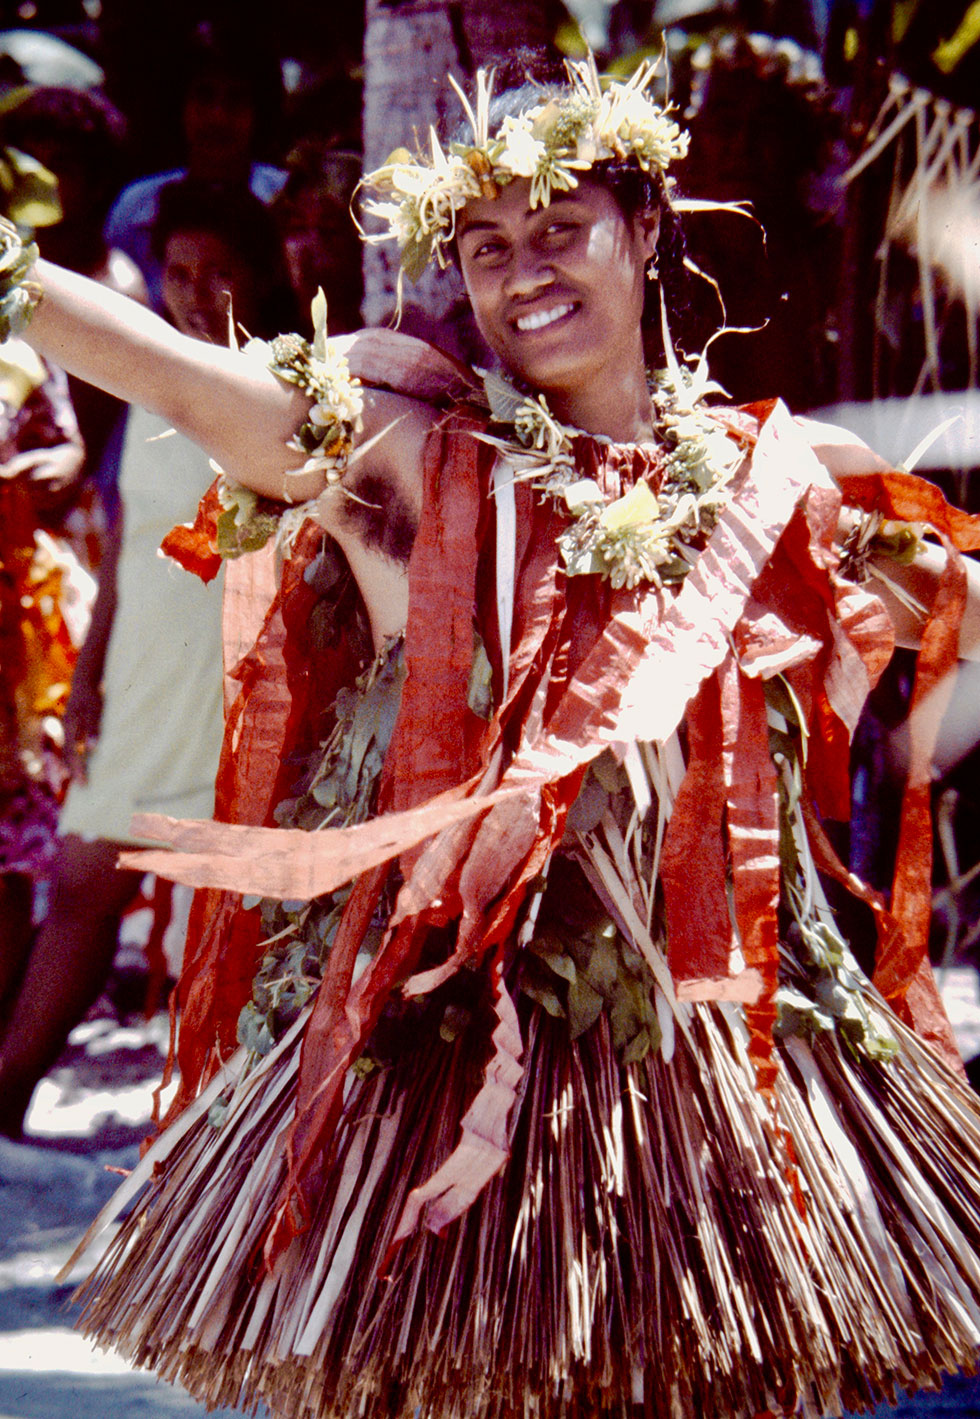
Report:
720,655,782,1095
661,672,734,982
220,541,278,716
390,953,524,1246
876,535,967,1053
125,785,517,899
159,477,223,583
742,485,893,824
384,412,489,818
835,470,980,551
800,796,963,1074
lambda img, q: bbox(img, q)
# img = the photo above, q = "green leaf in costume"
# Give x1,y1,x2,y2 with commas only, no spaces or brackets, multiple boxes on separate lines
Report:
566,976,604,1038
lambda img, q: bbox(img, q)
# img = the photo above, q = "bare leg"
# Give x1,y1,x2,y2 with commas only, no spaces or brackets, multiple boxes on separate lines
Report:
0,872,35,1023
0,835,141,1138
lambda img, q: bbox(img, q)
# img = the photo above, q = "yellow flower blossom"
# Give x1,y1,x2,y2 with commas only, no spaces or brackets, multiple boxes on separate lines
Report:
599,479,660,532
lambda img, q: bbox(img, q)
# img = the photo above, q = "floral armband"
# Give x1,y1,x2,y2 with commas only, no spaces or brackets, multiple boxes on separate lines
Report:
212,479,284,559
210,293,366,561
253,290,364,499
0,217,42,343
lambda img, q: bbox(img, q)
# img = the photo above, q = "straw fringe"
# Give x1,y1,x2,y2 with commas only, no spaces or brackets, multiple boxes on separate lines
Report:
71,977,980,1419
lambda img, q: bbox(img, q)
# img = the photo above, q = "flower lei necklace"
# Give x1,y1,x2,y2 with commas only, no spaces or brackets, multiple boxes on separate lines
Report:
211,293,744,595
478,338,746,591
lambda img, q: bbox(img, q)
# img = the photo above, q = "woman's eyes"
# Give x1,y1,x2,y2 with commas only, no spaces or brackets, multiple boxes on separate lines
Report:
542,220,577,240
471,239,507,261
162,263,235,288
469,221,579,262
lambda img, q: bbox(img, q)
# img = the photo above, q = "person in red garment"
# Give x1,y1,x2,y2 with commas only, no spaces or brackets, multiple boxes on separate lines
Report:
5,51,980,1419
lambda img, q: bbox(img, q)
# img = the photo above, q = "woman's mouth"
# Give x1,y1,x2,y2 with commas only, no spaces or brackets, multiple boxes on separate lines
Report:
513,302,576,333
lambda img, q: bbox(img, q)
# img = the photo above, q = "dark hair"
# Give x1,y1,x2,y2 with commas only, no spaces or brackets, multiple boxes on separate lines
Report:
152,178,298,338
449,65,696,360
178,20,283,156
1,84,127,150
0,85,129,211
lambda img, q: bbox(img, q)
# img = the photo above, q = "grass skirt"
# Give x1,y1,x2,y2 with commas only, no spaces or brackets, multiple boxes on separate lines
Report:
72,985,980,1419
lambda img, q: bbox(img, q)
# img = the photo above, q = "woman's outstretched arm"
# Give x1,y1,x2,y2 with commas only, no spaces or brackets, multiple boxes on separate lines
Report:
25,259,324,501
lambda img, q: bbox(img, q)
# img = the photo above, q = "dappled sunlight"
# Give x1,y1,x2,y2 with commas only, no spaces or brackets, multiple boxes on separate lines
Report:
0,1327,135,1376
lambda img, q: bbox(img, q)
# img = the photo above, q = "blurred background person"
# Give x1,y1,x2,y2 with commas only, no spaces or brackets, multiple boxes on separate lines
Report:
0,178,297,1139
0,343,86,1029
104,19,286,312
0,81,147,559
273,138,362,332
0,83,143,298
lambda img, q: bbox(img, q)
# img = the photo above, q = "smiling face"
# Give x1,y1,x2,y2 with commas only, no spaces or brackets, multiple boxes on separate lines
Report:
456,175,660,439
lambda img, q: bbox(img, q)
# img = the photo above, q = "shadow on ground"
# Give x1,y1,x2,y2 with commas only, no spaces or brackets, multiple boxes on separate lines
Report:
0,1363,248,1419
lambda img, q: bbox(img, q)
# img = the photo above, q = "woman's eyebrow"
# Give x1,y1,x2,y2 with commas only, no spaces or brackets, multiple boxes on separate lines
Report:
457,218,500,237
459,198,585,239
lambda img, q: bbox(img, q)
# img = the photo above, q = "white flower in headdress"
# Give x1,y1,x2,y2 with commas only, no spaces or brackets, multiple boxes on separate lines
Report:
496,115,548,180
359,53,690,276
596,77,688,171
573,130,600,167
364,198,417,249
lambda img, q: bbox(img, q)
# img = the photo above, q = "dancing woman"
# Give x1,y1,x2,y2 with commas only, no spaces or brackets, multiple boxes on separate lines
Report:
8,55,980,1419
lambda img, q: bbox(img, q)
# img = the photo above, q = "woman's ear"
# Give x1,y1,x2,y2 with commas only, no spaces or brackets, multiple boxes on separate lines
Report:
636,207,661,263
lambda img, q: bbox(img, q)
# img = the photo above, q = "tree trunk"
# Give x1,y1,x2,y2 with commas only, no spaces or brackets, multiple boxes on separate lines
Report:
361,0,557,351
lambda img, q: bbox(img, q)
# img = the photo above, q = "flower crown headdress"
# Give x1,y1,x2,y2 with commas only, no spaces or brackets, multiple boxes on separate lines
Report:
359,55,689,285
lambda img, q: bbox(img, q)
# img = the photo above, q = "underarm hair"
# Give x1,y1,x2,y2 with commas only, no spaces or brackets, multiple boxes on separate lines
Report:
341,471,418,566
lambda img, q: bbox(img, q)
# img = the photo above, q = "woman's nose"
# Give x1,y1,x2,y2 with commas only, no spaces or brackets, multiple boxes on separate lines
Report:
502,244,553,299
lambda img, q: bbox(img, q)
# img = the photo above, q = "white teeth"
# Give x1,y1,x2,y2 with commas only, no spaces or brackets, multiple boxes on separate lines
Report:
515,303,574,332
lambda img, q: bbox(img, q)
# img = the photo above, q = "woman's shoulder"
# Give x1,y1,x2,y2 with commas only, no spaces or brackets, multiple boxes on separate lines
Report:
343,327,482,409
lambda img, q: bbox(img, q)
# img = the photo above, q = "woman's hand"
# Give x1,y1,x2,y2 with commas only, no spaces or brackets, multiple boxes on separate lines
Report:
62,668,102,784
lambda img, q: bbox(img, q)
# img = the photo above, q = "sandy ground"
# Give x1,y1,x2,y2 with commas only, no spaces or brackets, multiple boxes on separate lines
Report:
0,1004,251,1418
3,968,980,1418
